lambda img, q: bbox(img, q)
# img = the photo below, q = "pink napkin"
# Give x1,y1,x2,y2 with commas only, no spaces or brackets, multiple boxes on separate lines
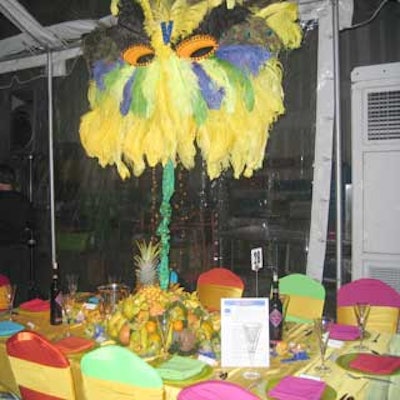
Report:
19,298,50,312
349,354,400,375
329,324,360,340
54,336,96,354
267,376,326,400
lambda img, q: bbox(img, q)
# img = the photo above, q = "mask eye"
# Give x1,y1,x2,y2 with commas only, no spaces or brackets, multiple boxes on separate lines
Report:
176,35,218,61
122,45,155,66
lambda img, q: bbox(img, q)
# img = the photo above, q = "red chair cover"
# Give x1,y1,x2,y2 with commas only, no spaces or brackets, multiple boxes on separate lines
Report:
6,331,72,400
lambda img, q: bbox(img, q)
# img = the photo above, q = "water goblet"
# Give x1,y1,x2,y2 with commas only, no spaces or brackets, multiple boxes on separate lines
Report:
353,302,371,351
62,293,75,337
66,274,78,297
6,284,17,321
242,322,262,380
314,316,334,375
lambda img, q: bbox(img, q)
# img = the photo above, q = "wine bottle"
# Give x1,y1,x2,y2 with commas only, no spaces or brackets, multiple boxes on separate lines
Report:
269,269,283,343
50,273,63,325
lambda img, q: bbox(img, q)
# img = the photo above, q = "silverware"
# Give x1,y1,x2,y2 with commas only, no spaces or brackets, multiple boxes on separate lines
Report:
346,372,394,385
339,393,348,400
372,333,381,343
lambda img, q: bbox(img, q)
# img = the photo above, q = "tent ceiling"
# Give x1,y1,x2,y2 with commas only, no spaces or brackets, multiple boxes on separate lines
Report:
0,0,111,63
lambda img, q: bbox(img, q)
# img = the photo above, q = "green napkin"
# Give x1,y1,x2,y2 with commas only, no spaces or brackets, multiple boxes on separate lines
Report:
157,355,206,381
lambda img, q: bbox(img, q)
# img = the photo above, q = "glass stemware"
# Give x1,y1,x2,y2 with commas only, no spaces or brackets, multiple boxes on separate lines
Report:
62,293,75,337
314,316,334,375
157,314,170,359
242,322,262,380
353,302,371,350
6,284,17,321
65,274,78,297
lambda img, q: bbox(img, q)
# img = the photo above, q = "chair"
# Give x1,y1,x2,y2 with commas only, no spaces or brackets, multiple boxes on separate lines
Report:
0,274,10,310
80,345,164,400
279,273,326,323
6,331,76,400
177,380,259,399
196,267,244,312
337,278,400,333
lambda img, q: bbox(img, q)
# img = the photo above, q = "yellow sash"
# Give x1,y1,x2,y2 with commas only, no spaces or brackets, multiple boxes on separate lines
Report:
82,375,164,400
8,356,76,399
197,284,243,311
284,294,324,323
337,305,399,333
0,285,9,309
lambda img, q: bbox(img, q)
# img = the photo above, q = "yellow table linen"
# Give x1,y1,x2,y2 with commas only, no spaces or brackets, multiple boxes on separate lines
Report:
1,311,400,400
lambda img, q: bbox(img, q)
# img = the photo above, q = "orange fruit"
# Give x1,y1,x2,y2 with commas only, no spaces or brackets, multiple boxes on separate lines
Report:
145,320,157,333
172,320,184,332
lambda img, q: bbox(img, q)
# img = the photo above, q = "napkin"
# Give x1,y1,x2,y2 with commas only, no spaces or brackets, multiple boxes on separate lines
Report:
156,355,206,380
54,336,96,354
19,298,50,312
0,321,25,336
349,353,400,375
267,376,326,400
329,324,360,341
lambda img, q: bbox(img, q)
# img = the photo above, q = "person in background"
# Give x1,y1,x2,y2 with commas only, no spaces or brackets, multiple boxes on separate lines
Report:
0,163,34,304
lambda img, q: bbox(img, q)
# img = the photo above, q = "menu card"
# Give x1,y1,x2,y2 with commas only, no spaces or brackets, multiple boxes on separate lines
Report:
221,298,270,368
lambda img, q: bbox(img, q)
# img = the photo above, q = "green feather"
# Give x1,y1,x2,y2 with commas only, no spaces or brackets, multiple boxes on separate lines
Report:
130,68,149,117
192,89,208,126
213,58,255,112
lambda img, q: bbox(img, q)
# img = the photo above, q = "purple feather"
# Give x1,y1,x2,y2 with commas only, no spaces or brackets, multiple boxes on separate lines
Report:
192,63,225,109
120,72,136,116
216,45,271,76
92,60,119,91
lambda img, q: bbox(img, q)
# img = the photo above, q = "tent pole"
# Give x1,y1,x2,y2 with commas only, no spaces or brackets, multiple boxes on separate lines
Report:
47,50,58,272
332,0,343,289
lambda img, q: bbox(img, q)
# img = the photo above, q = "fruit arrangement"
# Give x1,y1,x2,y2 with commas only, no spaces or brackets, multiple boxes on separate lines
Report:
104,240,221,358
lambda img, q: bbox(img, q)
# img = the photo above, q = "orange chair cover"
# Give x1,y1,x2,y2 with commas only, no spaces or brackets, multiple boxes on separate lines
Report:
197,268,244,288
6,331,75,400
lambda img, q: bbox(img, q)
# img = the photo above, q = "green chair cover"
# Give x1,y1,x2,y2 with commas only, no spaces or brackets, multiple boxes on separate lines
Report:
279,273,326,323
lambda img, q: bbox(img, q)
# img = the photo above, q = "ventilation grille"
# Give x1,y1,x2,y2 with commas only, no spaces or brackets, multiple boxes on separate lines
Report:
367,266,400,293
367,90,400,140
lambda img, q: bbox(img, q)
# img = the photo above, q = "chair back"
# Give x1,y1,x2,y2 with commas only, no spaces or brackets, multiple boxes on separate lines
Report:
80,345,163,400
337,278,400,333
6,331,76,400
279,273,325,323
177,380,259,399
197,268,244,311
0,274,10,310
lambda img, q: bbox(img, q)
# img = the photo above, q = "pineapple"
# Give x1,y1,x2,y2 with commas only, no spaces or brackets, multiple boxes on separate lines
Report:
134,240,160,287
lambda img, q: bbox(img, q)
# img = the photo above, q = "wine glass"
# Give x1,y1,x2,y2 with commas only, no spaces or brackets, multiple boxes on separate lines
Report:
157,314,170,359
65,274,78,298
5,284,17,321
280,294,290,333
353,302,371,350
313,316,334,375
242,322,262,380
62,293,75,337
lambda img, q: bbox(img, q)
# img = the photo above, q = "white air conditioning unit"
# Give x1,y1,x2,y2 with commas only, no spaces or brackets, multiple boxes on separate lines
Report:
351,62,400,291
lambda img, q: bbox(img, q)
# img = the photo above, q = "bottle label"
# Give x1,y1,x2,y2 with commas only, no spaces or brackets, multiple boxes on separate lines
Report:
270,309,282,327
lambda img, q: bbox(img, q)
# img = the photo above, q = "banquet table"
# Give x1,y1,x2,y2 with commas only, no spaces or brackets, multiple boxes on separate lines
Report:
1,307,400,400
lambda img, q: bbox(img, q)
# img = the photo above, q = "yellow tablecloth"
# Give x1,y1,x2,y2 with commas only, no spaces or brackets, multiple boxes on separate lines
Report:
1,310,399,399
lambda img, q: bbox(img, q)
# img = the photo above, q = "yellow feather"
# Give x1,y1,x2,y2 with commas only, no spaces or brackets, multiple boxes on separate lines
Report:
256,2,303,49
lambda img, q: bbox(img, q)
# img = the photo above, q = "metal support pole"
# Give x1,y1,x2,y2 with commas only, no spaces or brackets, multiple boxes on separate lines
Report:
332,0,343,289
47,51,58,272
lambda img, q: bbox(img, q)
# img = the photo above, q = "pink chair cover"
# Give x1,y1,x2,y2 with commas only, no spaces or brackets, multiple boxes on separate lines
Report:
337,278,400,307
197,268,244,289
0,274,10,286
177,380,259,400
